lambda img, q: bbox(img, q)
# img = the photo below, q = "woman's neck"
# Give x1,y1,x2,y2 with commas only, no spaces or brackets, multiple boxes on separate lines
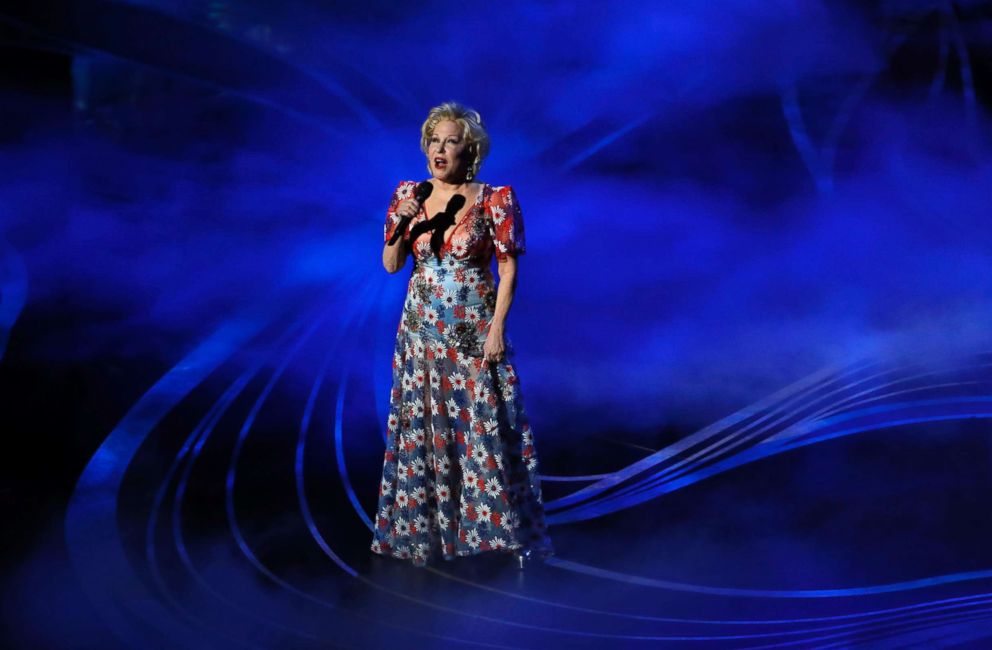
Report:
432,176,473,192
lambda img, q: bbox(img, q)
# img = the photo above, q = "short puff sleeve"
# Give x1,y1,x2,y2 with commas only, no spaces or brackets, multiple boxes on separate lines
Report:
487,185,526,262
383,180,415,244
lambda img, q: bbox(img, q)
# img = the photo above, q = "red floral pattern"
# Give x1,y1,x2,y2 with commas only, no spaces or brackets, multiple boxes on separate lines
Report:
372,180,553,567
383,181,526,263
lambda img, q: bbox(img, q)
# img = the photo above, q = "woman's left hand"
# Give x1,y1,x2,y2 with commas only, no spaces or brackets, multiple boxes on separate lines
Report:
483,324,505,363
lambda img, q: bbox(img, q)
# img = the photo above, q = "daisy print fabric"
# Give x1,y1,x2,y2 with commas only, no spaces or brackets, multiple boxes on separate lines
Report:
372,180,553,566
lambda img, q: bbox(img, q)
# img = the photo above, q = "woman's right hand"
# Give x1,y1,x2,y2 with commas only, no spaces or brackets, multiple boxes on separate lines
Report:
395,198,421,220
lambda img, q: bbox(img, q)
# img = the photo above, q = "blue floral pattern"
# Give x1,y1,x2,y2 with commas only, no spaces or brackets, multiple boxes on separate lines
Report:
371,180,554,566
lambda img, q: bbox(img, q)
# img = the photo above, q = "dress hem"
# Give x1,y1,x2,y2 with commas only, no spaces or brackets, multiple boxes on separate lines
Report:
370,541,555,568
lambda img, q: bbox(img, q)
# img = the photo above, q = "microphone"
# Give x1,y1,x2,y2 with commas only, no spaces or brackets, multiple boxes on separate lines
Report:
388,181,433,245
427,194,465,261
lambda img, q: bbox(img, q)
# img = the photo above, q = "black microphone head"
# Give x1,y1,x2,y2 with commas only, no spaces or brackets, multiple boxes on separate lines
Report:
445,194,467,212
414,181,433,202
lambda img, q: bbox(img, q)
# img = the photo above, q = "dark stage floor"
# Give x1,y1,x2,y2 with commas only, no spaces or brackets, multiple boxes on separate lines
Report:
4,279,991,649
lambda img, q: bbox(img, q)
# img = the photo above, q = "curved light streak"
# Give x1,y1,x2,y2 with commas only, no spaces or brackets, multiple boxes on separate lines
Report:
0,237,27,362
64,303,277,648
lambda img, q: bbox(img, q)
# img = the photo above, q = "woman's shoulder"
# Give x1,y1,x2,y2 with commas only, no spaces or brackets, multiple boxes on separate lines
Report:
482,183,519,209
481,182,516,199
390,180,419,199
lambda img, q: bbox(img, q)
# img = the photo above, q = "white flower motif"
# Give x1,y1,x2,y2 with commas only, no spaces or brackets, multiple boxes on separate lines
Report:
414,514,430,532
463,469,478,492
491,536,507,550
477,504,492,521
485,476,502,499
445,398,458,416
483,419,499,435
394,517,410,537
380,478,392,495
423,308,438,325
471,445,489,468
395,489,409,508
440,289,458,309
412,399,425,418
437,484,450,501
451,373,466,391
413,486,427,503
412,458,426,477
437,510,450,529
465,529,481,549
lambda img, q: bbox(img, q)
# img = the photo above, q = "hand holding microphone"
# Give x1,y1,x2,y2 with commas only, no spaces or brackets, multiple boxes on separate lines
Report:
388,181,433,245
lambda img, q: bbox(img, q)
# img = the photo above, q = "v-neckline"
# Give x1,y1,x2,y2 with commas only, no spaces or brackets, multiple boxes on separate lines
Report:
419,182,487,249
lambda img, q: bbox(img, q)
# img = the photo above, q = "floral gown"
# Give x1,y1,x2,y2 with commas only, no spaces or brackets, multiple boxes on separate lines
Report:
370,180,555,567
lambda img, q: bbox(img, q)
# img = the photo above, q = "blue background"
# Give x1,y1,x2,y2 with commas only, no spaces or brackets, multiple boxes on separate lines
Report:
2,1,991,648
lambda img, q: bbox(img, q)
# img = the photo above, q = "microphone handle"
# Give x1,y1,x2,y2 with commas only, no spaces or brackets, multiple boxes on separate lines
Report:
388,215,413,245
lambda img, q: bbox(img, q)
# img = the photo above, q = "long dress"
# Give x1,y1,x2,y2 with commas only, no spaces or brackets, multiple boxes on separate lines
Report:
370,179,555,567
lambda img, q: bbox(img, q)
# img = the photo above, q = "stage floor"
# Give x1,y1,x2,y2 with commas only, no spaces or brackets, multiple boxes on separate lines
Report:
5,282,991,649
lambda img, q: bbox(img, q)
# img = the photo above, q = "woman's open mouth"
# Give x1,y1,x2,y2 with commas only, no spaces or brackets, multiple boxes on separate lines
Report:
434,157,448,170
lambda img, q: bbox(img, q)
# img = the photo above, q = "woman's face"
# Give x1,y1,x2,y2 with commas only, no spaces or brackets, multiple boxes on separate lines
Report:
428,120,471,182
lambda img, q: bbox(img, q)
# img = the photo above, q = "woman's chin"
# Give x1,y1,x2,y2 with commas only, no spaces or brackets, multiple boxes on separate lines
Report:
431,168,465,182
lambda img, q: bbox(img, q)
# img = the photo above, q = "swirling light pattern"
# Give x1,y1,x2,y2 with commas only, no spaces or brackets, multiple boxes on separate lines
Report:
1,1,990,648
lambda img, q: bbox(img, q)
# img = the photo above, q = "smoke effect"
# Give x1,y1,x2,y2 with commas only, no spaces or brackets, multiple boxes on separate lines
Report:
1,0,989,440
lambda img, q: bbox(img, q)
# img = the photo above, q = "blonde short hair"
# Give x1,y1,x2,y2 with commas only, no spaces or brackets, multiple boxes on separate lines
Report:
420,101,490,180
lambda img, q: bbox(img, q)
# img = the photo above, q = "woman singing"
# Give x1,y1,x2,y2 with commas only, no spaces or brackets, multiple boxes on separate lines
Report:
370,101,554,568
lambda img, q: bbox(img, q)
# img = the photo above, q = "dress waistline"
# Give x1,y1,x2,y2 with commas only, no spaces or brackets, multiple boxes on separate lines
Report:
412,260,491,276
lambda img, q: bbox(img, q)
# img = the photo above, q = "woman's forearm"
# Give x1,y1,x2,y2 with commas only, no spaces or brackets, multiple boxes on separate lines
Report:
490,258,518,331
382,239,407,273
